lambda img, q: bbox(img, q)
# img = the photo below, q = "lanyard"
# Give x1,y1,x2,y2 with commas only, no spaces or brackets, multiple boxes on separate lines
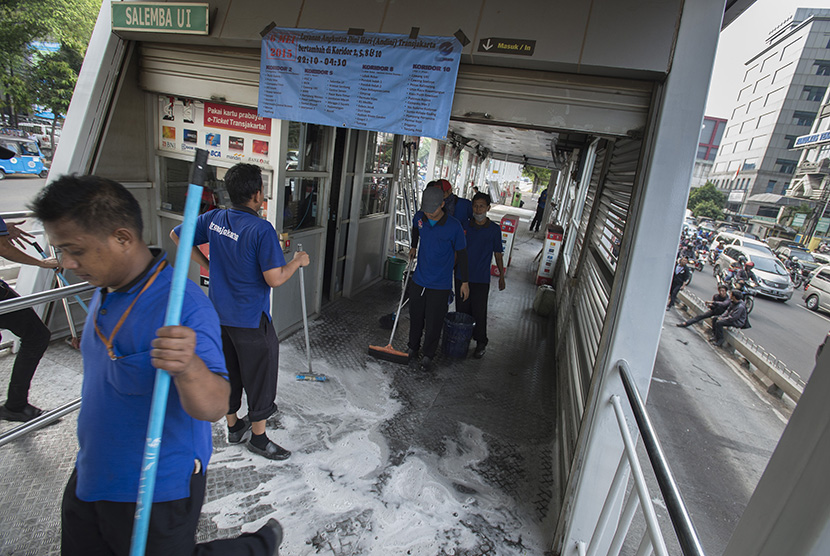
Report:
94,261,168,360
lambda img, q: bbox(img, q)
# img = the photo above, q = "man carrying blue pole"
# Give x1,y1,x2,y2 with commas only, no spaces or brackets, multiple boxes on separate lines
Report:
31,175,282,555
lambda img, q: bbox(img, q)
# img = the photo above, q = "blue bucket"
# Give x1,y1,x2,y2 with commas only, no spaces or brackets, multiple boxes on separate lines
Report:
441,312,476,358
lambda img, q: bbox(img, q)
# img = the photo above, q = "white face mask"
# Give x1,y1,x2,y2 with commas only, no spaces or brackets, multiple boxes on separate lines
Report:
473,213,487,223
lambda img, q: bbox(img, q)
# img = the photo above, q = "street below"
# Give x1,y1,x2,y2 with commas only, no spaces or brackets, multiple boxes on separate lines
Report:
683,262,828,383
1,175,45,215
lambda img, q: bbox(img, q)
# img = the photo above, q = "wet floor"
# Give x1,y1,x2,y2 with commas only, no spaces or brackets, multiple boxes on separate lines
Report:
0,214,558,555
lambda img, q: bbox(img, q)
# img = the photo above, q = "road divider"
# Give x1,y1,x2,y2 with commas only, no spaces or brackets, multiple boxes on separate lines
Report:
678,290,805,402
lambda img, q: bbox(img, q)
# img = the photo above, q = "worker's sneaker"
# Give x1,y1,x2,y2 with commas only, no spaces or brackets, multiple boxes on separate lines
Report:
248,437,291,461
473,342,487,359
227,417,251,444
419,356,433,372
0,403,43,422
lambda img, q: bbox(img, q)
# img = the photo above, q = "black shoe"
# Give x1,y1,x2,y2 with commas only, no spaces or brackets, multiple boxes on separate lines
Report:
407,348,418,359
473,342,486,358
227,417,251,444
419,356,433,372
248,439,291,460
0,403,43,422
675,323,688,328
265,518,283,555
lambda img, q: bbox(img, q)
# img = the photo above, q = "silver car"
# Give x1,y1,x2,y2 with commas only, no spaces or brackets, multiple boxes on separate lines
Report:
714,245,793,301
804,265,830,313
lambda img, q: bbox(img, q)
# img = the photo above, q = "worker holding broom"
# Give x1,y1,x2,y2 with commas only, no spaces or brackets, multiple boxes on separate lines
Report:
31,175,283,554
172,163,309,461
408,183,470,372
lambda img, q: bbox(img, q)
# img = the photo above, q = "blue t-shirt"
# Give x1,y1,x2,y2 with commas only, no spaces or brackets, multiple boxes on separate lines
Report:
179,206,286,328
76,252,228,503
446,195,473,223
412,211,466,290
0,217,7,236
462,219,503,283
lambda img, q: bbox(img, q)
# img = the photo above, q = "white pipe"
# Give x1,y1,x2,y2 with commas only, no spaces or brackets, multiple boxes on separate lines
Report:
610,395,669,556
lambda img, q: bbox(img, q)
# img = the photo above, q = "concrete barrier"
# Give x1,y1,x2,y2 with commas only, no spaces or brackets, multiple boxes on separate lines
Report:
677,290,805,402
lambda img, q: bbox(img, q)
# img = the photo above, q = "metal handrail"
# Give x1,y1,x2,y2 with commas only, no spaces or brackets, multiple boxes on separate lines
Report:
617,360,706,556
0,282,94,316
0,281,92,446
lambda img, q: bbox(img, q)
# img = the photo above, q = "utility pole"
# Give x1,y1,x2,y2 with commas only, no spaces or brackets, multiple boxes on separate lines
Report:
802,176,830,247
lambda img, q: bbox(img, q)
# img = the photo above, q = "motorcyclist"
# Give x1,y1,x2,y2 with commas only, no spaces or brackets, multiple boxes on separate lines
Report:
734,260,757,285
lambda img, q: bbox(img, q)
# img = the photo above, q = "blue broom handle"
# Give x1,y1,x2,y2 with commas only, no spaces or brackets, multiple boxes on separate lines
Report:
130,182,204,556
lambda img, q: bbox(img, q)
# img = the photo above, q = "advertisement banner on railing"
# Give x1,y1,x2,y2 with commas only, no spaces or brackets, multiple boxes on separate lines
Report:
258,27,462,139
157,96,273,167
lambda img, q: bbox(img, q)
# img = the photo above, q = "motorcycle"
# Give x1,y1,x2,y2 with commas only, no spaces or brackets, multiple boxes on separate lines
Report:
714,268,756,314
694,250,706,272
787,261,809,289
709,247,722,268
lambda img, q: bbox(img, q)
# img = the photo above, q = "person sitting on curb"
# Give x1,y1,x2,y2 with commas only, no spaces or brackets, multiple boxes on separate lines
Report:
711,290,748,347
676,284,729,328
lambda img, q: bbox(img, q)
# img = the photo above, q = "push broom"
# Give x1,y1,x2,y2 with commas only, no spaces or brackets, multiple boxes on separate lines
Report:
130,149,208,556
368,258,412,364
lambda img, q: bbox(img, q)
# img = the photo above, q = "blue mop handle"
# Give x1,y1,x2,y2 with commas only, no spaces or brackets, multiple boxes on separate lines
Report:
130,151,208,556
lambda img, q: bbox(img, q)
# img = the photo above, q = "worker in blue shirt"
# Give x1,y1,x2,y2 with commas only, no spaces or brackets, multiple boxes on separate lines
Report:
172,163,309,461
408,184,470,372
530,187,548,232
31,175,282,555
0,217,57,422
456,192,505,358
436,178,473,223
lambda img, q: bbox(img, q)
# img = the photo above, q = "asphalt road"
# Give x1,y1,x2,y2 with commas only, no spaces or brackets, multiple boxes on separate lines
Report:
683,262,829,382
1,175,45,214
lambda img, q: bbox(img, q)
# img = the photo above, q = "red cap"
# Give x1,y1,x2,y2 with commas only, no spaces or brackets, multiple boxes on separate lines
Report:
436,179,452,192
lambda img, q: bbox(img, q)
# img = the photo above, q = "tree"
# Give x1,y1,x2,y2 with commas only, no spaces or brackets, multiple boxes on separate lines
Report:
522,166,552,194
0,0,100,124
31,48,79,146
692,200,723,220
688,182,726,211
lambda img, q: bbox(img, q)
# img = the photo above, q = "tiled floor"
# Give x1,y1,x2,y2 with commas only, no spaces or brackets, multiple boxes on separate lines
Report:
0,221,557,555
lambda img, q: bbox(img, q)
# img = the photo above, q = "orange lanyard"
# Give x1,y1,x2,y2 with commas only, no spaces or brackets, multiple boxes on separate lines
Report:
94,261,167,360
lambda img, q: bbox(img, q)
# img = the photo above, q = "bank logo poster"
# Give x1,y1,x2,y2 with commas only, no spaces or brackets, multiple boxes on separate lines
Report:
258,28,462,139
158,96,272,166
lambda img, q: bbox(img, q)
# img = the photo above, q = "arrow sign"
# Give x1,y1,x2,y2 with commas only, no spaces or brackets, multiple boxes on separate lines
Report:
477,37,536,56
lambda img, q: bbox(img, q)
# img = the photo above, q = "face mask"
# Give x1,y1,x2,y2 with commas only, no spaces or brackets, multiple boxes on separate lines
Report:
473,213,487,223
428,219,438,226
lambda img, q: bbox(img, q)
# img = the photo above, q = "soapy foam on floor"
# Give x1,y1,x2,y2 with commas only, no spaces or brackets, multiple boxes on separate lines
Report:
202,347,544,555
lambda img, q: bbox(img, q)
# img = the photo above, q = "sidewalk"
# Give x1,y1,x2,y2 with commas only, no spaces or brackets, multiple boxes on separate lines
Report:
0,211,559,555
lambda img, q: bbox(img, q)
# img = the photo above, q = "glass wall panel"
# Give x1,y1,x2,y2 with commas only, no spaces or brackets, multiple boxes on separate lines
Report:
284,177,320,230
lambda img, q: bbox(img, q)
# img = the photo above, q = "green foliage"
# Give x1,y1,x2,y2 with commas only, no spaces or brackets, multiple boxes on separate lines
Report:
32,50,77,142
688,182,726,210
692,200,723,220
782,203,813,219
522,166,551,187
0,0,101,124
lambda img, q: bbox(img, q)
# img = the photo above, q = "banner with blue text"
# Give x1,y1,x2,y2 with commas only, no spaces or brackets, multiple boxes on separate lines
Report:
258,28,462,139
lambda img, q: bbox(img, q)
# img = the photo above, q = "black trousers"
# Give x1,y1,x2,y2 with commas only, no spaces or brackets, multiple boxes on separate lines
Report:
684,308,725,326
455,280,490,345
530,206,545,231
667,283,684,308
61,469,278,555
221,313,279,422
0,281,50,410
712,318,733,343
408,283,450,358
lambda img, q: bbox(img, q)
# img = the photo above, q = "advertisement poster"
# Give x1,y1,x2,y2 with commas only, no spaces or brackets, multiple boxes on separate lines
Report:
258,27,462,139
158,96,273,167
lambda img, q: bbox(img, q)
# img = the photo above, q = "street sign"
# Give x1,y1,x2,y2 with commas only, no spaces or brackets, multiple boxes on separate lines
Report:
477,37,536,56
111,2,209,34
793,213,807,228
817,217,830,234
